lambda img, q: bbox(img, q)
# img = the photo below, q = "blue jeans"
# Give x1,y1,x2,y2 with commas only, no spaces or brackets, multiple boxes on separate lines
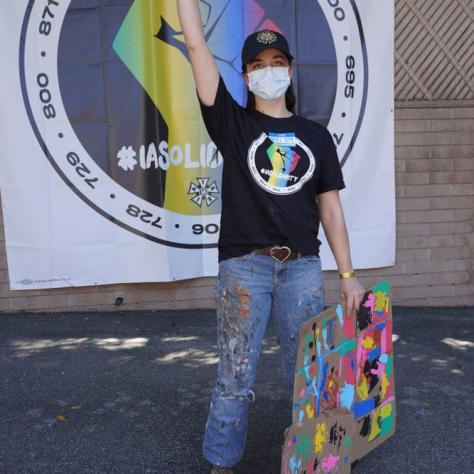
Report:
203,251,325,468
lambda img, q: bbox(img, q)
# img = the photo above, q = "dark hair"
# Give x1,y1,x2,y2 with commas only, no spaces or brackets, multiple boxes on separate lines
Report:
242,60,296,113
245,82,296,113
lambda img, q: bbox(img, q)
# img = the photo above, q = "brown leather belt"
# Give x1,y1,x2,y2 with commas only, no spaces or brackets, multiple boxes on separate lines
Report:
255,245,307,263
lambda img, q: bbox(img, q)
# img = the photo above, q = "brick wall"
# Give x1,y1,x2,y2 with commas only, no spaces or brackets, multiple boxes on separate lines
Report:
1,104,473,312
323,105,474,307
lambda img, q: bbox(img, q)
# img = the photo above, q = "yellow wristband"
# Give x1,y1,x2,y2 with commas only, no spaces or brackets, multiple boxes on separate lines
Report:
339,270,356,280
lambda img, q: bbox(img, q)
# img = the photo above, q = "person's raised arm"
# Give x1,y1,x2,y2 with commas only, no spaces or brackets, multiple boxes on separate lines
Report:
177,0,219,106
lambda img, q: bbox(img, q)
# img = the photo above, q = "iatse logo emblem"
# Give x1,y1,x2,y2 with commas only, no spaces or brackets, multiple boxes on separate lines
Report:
257,30,278,44
20,0,367,248
188,178,220,208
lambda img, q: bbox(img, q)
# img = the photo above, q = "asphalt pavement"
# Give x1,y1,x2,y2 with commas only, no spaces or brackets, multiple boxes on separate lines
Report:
1,307,473,474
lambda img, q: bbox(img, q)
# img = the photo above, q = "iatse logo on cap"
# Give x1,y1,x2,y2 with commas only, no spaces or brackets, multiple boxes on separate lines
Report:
256,30,278,44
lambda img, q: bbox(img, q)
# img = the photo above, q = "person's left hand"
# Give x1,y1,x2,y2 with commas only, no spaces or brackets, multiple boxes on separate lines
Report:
340,277,365,316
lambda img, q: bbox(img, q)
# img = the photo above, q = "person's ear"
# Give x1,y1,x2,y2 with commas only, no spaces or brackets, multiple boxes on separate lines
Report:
242,72,250,86
288,65,293,78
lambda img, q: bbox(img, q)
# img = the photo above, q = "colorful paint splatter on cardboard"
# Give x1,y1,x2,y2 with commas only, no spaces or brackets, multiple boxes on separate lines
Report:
281,409,352,474
286,280,396,467
293,339,356,424
295,304,355,370
352,280,395,459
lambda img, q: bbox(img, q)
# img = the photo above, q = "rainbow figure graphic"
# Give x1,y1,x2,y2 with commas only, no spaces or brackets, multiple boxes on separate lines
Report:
266,143,301,189
113,0,282,215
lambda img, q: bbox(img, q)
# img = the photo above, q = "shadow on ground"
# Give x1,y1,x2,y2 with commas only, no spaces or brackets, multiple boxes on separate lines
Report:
0,307,473,473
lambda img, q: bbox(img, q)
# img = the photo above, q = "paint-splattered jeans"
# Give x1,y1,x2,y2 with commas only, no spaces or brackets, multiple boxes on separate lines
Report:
203,251,325,468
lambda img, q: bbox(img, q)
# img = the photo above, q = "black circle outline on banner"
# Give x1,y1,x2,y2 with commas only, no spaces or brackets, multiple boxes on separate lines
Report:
19,0,368,249
341,0,369,167
19,2,213,249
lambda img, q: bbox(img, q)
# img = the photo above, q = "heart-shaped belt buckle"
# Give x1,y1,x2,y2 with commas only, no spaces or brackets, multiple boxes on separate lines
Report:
270,245,292,263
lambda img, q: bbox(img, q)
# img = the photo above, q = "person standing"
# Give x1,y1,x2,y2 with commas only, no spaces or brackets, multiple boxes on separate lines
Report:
177,2,365,473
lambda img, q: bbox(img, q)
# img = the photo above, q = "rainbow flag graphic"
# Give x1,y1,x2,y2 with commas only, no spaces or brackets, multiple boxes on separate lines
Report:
113,0,282,216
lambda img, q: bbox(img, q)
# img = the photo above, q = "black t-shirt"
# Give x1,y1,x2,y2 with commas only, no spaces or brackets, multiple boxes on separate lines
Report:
199,77,345,262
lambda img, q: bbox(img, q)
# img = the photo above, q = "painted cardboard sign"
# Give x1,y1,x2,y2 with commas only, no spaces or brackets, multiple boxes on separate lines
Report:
286,280,395,468
293,307,356,425
295,303,355,371
281,409,352,474
293,340,356,425
352,280,395,459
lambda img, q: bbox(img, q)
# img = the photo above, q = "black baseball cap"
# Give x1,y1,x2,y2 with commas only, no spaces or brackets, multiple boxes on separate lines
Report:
241,29,293,69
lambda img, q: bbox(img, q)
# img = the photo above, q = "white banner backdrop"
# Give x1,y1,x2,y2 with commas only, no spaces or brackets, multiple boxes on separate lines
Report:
0,0,394,290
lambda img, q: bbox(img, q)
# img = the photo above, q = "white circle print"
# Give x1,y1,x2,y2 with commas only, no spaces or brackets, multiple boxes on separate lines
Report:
247,133,316,195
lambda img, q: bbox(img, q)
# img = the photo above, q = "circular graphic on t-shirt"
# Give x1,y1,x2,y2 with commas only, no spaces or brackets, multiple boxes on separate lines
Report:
248,133,316,195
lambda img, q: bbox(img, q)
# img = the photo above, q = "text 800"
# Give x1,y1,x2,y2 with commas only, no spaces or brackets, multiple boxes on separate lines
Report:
36,73,56,119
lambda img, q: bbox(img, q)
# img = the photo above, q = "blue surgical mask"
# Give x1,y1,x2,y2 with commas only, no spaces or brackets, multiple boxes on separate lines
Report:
248,66,291,101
